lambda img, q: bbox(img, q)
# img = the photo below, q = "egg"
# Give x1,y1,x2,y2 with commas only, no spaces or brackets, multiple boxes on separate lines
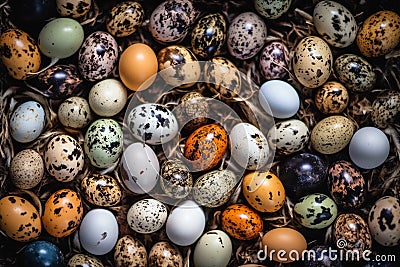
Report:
114,235,147,267
10,149,44,189
311,115,354,154
68,254,103,267
121,142,159,194
230,122,269,170
10,101,46,143
0,29,41,80
228,12,267,60
313,0,357,48
221,204,263,240
176,92,209,133
81,174,122,207
127,103,179,145
357,10,400,57
119,43,158,91
303,245,342,267
127,199,168,234
371,90,400,128
259,42,290,80
293,36,332,88
349,127,390,169
184,124,228,171
56,0,91,18
42,189,83,238
0,196,41,242
368,196,400,246
58,96,92,129
267,119,310,155
17,241,65,267
89,79,127,117
79,209,119,255
84,119,123,168
166,200,205,246
193,169,238,208
315,81,349,114
160,159,193,199
44,134,84,182
106,1,144,37
255,0,292,19
149,242,183,267
193,230,232,267
259,80,300,119
334,54,376,92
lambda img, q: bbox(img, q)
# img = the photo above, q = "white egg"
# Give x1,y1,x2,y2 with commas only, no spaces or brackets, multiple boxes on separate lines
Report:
121,142,159,194
127,199,168,234
166,200,205,246
89,79,127,117
79,209,119,255
258,80,300,118
193,230,232,267
349,127,390,169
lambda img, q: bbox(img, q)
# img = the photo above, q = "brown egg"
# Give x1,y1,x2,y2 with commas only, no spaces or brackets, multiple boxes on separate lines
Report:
176,92,209,133
81,174,122,207
148,242,183,267
315,81,349,114
10,149,44,189
114,235,147,267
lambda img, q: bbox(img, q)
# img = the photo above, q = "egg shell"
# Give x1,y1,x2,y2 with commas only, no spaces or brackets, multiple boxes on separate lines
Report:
255,0,292,19
371,90,400,128
160,159,193,199
315,81,349,114
114,235,147,267
58,96,92,129
228,12,267,60
0,196,41,242
221,203,263,240
42,189,83,238
259,41,290,80
193,230,232,267
81,174,122,207
56,0,91,18
89,79,127,117
127,199,168,234
368,196,400,246
106,1,144,37
148,242,183,267
10,101,46,143
303,245,342,267
175,92,209,133
10,149,44,189
68,254,104,267
0,29,41,80
293,36,332,88
17,241,65,267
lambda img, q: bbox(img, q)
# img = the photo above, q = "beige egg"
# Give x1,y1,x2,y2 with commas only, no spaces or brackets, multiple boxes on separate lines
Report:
81,174,122,207
10,149,44,189
176,92,209,133
68,254,104,267
89,79,127,117
58,96,92,129
148,241,183,267
315,81,349,114
114,236,147,267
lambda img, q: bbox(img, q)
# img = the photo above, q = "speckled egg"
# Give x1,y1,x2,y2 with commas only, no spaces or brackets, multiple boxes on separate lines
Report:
58,96,92,129
293,36,332,88
127,199,168,234
267,119,310,155
184,124,228,171
228,12,267,60
371,90,400,129
160,159,193,199
78,31,119,82
106,1,144,37
191,13,226,58
255,0,292,19
81,174,122,207
10,149,44,189
176,92,209,133
357,10,400,57
42,189,83,238
193,230,232,267
315,81,349,114
313,0,357,48
114,236,147,267
311,115,354,154
68,254,104,267
56,0,91,18
127,103,179,145
334,54,376,92
193,169,238,208
328,160,366,209
368,196,400,246
0,196,41,242
259,41,290,80
294,193,338,229
221,204,263,240
89,79,127,117
84,119,123,168
149,242,183,267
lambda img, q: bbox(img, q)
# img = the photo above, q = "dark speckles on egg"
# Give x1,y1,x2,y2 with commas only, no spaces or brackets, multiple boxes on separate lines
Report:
114,236,148,266
160,159,193,199
127,199,168,234
106,1,144,37
371,90,400,129
259,41,290,80
81,174,122,207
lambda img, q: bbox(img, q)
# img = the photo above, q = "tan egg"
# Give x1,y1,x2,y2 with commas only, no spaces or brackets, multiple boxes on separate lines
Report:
58,97,92,129
148,242,183,267
56,0,91,18
10,149,44,189
315,81,349,114
114,236,147,267
81,174,122,207
176,92,209,133
68,254,104,267
106,1,144,37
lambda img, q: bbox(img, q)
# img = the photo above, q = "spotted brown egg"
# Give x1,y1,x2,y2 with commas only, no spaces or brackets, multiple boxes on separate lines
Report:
255,0,292,19
106,1,144,37
160,159,193,199
68,254,103,267
315,81,349,114
56,0,91,18
81,174,122,207
127,199,168,234
10,149,44,189
58,96,92,129
371,90,400,129
114,235,147,267
176,92,209,133
149,242,183,267
259,41,290,80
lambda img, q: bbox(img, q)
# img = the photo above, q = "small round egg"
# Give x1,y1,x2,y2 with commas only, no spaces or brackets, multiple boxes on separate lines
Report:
81,174,122,207
89,79,127,117
68,254,104,267
315,81,349,114
371,90,400,129
10,149,44,189
114,236,147,267
149,242,183,267
255,0,292,19
106,1,144,37
160,159,193,199
56,0,91,18
176,92,209,133
127,199,168,234
17,241,65,267
193,230,232,267
259,41,290,80
58,96,92,129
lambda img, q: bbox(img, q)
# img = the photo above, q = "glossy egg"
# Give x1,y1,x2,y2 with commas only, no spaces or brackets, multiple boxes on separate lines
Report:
42,189,83,238
56,0,91,18
371,90,400,128
160,159,193,199
255,0,292,19
228,12,267,60
259,41,290,80
114,236,148,267
0,29,41,80
17,241,65,267
311,115,354,154
221,204,263,240
10,149,44,189
81,174,122,207
193,230,232,267
58,96,92,129
68,254,104,267
176,92,209,133
127,199,168,234
106,1,144,37
0,196,41,242
303,245,342,267
10,101,45,143
315,81,349,114
149,242,183,267
293,36,332,88
89,79,127,117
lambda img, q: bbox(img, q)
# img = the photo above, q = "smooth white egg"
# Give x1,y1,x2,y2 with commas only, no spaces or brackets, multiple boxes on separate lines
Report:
193,230,232,267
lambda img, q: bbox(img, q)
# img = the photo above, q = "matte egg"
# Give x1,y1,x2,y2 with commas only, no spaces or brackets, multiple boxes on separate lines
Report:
56,0,91,18
58,96,92,129
114,236,147,267
89,79,127,117
68,254,104,267
255,0,292,19
127,199,168,234
371,90,400,129
106,1,144,37
193,230,232,267
149,242,183,267
315,81,349,114
81,174,122,207
10,149,44,189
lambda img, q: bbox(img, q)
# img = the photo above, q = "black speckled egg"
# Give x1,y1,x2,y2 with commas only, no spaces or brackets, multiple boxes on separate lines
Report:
106,1,144,37
371,90,400,129
56,0,91,18
176,92,209,133
315,81,349,114
160,159,193,199
259,41,290,80
304,245,342,267
81,174,122,207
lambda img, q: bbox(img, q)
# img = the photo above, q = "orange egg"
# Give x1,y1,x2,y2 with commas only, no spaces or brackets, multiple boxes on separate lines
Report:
118,43,158,91
242,171,286,213
42,189,83,238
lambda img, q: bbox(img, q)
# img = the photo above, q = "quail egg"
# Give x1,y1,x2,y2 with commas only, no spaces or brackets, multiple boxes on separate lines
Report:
315,81,349,114
371,90,400,129
81,174,122,207
255,0,292,19
259,41,290,80
106,1,144,37
114,235,147,267
56,0,91,18
10,149,44,189
160,159,193,199
68,254,104,267
149,242,183,267
127,199,168,234
58,96,92,129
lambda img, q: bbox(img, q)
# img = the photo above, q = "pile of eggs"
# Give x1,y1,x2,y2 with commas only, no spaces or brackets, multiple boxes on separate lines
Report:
1,0,400,266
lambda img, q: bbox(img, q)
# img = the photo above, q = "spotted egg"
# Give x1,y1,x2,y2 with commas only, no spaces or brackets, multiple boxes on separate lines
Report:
106,1,144,37
149,242,183,267
68,254,103,267
228,12,267,60
114,236,147,267
259,41,290,80
255,0,292,19
42,189,83,238
176,92,209,133
160,159,193,199
315,81,349,114
58,96,92,129
10,149,44,189
127,199,168,234
371,90,400,129
56,0,91,18
81,174,122,207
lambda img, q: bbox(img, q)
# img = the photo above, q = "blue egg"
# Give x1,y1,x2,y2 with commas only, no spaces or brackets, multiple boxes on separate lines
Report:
17,241,65,267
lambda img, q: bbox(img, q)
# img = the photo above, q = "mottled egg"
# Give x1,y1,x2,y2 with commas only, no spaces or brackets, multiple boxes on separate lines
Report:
106,1,144,37
56,0,91,18
149,242,183,267
81,174,122,207
259,41,290,80
357,10,400,57
371,90,400,128
89,79,127,117
58,96,92,129
368,196,400,246
294,193,338,229
0,196,41,242
160,159,193,199
255,0,292,19
42,189,83,238
228,12,267,60
10,149,44,189
17,241,65,267
303,245,342,267
193,230,232,267
334,54,376,92
10,101,46,143
68,254,104,267
221,204,263,240
44,134,84,182
315,81,349,114
127,199,168,234
176,92,209,133
311,115,354,154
